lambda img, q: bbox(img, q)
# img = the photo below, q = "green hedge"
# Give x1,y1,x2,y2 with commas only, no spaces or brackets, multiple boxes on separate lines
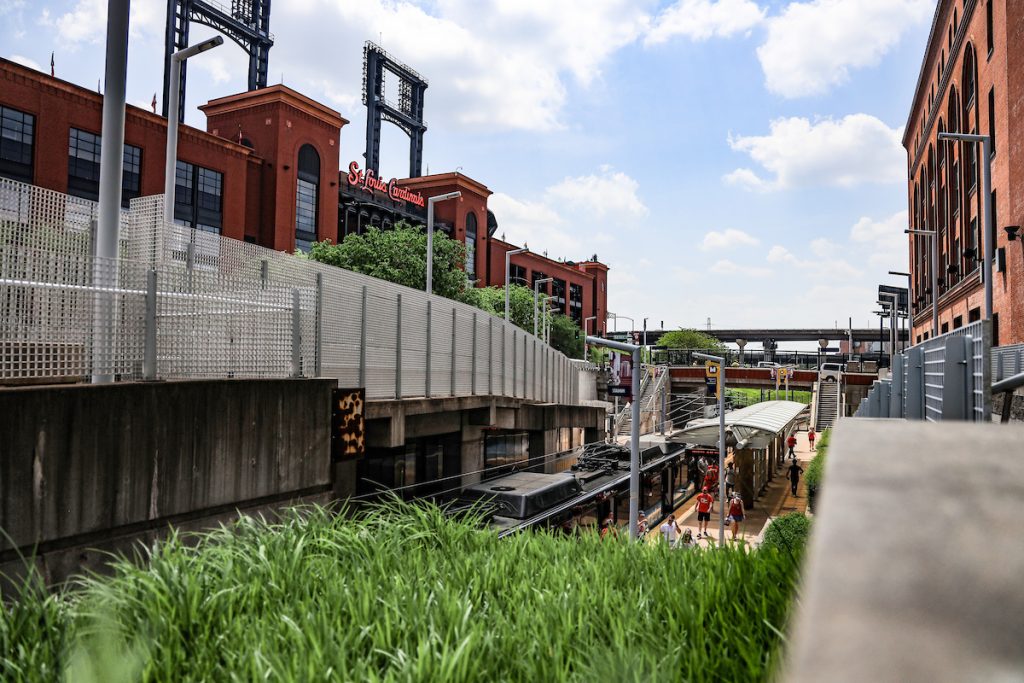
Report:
760,513,813,562
804,428,830,514
2,502,802,682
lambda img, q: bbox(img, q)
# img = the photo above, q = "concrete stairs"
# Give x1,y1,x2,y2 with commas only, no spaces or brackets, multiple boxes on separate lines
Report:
815,379,840,430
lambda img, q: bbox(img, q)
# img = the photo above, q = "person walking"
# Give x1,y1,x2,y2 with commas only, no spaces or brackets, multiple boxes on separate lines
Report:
787,459,804,496
808,428,816,451
724,462,736,499
728,493,745,540
678,528,696,550
637,511,649,536
659,513,681,548
787,433,798,458
705,461,720,497
694,487,714,538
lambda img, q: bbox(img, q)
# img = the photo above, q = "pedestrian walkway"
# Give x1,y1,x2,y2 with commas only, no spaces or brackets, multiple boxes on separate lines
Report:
646,430,815,549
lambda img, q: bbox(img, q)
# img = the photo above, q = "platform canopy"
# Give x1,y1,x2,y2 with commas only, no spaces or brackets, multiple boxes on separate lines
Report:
674,400,808,450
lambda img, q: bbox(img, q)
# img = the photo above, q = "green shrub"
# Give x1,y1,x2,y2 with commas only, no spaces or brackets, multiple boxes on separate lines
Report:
2,502,801,682
761,512,813,563
804,428,830,512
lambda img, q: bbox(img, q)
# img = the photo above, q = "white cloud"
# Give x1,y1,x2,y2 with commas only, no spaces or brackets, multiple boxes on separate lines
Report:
710,259,770,276
765,242,862,279
701,228,760,251
645,0,765,45
488,166,647,264
44,0,163,45
545,168,649,225
9,54,40,71
767,245,798,264
851,210,909,270
271,0,653,133
757,0,933,98
725,114,905,190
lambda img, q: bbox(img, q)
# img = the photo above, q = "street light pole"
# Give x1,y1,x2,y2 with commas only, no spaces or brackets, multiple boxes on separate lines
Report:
504,246,528,323
694,351,726,548
163,36,224,225
586,335,641,541
939,132,994,321
583,316,596,360
533,277,552,337
906,229,939,337
425,191,462,295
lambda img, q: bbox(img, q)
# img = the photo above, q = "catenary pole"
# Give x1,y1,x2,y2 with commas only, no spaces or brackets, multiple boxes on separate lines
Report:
695,351,727,548
93,0,130,384
587,336,641,541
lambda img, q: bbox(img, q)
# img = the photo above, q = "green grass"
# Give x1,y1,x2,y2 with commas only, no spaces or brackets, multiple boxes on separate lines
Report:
804,428,830,491
728,387,812,405
2,502,802,682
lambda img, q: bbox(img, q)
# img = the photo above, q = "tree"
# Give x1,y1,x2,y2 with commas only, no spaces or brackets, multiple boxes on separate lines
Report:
658,329,725,351
305,222,469,300
460,284,537,330
548,313,583,359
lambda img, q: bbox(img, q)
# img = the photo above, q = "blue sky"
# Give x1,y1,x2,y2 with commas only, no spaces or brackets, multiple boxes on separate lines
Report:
0,0,937,335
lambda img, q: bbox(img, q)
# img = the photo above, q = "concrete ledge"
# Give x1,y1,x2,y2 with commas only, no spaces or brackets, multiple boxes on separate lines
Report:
785,419,1024,683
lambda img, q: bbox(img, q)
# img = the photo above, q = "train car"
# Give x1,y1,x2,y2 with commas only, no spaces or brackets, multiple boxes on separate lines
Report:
455,440,697,538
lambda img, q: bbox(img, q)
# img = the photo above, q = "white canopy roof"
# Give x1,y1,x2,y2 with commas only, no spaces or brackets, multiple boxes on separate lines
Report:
674,400,809,450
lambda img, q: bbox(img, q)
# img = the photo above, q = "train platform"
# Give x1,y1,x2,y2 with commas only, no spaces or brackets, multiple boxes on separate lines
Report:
645,430,815,548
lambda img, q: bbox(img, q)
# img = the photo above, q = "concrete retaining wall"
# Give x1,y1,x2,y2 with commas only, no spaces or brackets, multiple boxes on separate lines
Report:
0,379,333,589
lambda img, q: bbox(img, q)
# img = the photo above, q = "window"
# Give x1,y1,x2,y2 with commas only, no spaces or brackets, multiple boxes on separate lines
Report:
990,190,997,260
67,128,142,207
986,0,994,55
174,161,223,233
551,278,566,310
532,271,548,293
465,211,477,279
953,315,963,330
510,264,527,287
969,307,981,323
942,322,950,334
0,105,35,183
988,88,996,155
569,283,583,324
295,145,320,252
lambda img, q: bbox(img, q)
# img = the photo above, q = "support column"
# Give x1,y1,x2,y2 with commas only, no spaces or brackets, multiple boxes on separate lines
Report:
735,447,756,509
529,429,560,473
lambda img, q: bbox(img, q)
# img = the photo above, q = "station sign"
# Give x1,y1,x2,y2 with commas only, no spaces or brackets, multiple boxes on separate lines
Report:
704,360,721,399
346,161,426,209
608,352,633,400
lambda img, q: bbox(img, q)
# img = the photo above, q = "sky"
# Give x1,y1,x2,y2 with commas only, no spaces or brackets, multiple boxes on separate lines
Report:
0,0,937,337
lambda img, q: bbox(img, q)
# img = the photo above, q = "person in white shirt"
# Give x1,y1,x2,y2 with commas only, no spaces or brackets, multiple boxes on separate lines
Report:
659,514,681,548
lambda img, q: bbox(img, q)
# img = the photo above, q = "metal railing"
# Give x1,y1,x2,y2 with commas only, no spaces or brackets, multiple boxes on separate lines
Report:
855,320,990,421
0,179,581,403
652,347,893,370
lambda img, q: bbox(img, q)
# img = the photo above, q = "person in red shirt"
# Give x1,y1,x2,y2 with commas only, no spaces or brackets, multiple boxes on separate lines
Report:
787,433,798,458
694,487,715,538
728,493,745,540
705,462,720,496
808,429,816,451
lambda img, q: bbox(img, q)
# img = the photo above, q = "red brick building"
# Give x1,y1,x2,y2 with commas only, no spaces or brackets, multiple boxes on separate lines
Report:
903,0,1024,346
0,57,608,331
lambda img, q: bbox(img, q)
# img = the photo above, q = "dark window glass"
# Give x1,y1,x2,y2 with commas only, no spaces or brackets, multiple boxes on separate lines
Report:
295,144,320,251
510,264,527,287
569,283,583,324
0,105,35,183
174,160,222,233
988,87,996,154
551,278,566,309
990,190,997,262
465,211,477,279
987,1,994,54
67,128,142,207
484,432,529,472
532,271,547,292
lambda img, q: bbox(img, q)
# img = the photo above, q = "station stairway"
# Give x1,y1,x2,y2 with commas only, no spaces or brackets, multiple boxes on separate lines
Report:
815,379,840,430
614,366,668,437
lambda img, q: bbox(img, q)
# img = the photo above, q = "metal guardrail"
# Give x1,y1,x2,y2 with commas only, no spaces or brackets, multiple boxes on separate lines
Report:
855,320,990,422
0,179,581,403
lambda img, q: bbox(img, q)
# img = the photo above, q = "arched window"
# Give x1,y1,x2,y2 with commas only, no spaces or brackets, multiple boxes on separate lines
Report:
295,144,320,252
465,211,478,280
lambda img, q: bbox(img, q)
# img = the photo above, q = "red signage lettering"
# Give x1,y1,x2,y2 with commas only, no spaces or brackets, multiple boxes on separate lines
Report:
346,161,425,208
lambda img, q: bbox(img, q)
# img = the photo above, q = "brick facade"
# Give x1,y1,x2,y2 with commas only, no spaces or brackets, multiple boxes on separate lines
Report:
903,0,1024,346
0,57,609,332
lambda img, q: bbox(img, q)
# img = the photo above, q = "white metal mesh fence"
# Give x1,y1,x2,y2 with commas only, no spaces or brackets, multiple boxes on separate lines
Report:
0,179,582,402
